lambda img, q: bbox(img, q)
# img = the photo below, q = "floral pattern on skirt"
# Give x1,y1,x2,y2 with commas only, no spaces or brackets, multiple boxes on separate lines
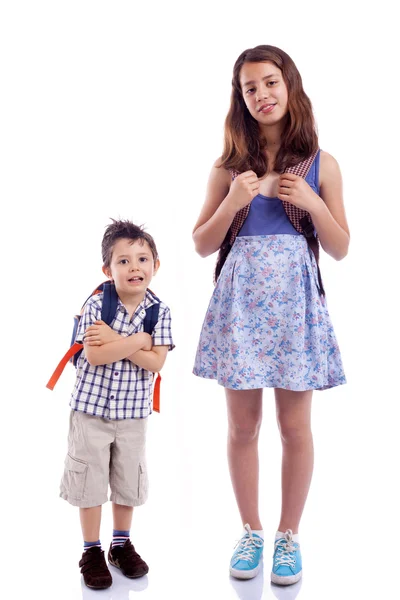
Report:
193,235,346,391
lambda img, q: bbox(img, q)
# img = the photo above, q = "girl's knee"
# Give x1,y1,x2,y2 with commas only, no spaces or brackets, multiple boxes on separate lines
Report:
228,419,262,444
278,419,312,444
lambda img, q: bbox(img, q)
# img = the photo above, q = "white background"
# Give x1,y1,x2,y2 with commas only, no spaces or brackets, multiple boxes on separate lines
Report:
1,1,399,599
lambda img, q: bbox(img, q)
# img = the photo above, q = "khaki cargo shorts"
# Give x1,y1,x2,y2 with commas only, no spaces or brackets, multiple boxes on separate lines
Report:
60,410,148,508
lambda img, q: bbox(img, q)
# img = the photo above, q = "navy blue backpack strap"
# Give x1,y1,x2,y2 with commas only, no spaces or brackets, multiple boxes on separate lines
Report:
71,281,118,367
143,302,160,335
47,280,120,386
99,281,119,326
143,291,161,335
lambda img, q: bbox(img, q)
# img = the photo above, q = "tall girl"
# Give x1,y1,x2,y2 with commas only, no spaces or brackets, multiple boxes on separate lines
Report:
192,45,349,586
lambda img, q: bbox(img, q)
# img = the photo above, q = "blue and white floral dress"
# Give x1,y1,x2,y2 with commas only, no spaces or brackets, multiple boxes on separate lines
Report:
193,152,346,391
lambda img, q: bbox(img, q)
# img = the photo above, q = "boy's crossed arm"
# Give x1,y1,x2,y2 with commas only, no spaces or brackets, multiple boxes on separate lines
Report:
84,320,168,372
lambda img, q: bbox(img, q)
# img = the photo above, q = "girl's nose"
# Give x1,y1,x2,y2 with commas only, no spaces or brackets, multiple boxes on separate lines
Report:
256,87,269,102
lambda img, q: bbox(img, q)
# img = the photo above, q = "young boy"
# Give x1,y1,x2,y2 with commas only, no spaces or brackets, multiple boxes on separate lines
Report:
60,219,174,590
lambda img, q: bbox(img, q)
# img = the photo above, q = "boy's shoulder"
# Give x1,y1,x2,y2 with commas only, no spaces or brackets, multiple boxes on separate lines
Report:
144,289,170,314
82,293,103,312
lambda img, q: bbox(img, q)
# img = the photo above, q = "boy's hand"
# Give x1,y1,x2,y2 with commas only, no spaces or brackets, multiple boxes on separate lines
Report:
140,332,153,351
84,320,121,346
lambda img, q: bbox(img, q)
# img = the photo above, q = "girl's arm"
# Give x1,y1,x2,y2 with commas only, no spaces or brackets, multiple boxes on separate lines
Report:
310,151,350,261
127,346,169,372
84,332,149,366
193,160,259,257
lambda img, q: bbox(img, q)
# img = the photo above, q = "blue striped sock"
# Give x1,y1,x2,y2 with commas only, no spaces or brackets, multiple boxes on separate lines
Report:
112,529,129,548
84,540,101,551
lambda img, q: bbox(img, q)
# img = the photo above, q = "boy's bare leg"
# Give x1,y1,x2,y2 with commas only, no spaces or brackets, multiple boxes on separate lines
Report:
112,503,134,531
80,506,102,542
110,502,148,577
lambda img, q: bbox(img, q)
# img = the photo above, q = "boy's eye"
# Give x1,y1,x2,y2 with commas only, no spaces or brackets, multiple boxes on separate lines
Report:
139,257,148,263
119,259,128,264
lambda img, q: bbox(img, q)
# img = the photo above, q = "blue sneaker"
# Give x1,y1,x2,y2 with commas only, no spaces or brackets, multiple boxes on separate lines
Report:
271,530,302,586
230,524,264,580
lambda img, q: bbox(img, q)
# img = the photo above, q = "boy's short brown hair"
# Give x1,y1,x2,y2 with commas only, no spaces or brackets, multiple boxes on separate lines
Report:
102,219,158,267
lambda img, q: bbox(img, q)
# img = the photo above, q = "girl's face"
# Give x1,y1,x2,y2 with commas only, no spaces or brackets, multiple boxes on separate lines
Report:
239,61,288,126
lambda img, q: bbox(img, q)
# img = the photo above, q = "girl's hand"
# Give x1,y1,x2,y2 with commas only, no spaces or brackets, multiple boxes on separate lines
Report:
84,320,121,346
278,174,322,213
226,170,260,212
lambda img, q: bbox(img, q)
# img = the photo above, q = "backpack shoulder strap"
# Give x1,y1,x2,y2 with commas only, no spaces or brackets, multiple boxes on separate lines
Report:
284,149,319,178
143,302,160,335
99,281,119,325
46,281,119,391
283,149,325,295
142,292,162,413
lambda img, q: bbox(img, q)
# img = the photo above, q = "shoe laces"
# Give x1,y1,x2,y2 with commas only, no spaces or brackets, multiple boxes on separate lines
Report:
234,524,264,561
274,529,297,568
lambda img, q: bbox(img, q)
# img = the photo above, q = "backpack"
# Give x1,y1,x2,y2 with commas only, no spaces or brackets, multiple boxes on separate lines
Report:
214,150,325,295
46,281,162,412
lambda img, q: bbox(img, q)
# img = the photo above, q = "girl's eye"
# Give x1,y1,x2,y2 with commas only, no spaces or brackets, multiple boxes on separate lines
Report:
120,259,128,264
268,81,277,86
139,257,148,263
246,88,255,94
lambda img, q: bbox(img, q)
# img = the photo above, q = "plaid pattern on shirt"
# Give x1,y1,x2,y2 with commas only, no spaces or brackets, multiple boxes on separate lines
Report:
70,289,174,420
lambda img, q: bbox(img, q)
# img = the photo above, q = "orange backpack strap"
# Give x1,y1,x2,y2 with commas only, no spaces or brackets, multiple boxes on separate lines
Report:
46,342,83,390
152,372,161,413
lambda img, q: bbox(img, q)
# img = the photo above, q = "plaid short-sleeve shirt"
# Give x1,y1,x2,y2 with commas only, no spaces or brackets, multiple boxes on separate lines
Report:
70,289,174,420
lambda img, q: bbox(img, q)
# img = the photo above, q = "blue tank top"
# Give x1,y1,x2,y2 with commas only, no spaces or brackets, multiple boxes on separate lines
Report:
238,151,321,237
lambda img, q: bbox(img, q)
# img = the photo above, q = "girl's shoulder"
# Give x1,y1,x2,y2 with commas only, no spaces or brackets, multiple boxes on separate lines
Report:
319,150,341,186
211,156,234,184
319,150,340,171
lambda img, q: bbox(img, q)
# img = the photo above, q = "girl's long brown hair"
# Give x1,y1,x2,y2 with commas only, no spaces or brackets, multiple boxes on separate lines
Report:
221,45,318,175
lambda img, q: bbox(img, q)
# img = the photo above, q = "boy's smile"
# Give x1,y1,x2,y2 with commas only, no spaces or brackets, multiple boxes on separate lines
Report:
103,238,159,306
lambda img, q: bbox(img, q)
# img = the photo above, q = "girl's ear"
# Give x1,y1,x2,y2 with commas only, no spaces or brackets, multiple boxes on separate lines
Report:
102,265,112,280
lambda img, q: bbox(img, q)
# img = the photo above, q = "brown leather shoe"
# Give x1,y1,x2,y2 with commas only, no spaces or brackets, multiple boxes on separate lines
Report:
79,547,113,589
108,539,149,578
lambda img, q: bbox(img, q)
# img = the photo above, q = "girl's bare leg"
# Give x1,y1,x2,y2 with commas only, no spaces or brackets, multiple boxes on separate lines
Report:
275,388,314,534
226,388,263,530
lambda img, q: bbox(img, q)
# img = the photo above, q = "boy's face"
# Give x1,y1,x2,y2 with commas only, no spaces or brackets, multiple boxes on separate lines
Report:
103,238,159,299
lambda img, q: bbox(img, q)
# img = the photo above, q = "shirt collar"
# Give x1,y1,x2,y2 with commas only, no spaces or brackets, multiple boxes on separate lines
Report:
116,289,159,317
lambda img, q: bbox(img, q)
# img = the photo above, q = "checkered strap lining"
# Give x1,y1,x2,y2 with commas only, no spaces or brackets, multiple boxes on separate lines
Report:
229,149,319,243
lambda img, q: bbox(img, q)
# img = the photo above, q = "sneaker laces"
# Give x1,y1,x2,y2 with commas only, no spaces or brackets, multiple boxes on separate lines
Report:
274,529,297,568
234,524,264,561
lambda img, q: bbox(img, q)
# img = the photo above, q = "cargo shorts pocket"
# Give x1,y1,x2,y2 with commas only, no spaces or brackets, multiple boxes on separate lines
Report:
62,454,88,501
137,463,148,501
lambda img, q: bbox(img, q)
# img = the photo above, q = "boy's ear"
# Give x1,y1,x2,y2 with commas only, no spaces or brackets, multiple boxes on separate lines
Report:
102,265,112,280
153,259,160,275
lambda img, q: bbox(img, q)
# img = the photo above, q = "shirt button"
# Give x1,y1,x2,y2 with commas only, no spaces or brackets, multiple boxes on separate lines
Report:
110,395,115,400
114,372,119,376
